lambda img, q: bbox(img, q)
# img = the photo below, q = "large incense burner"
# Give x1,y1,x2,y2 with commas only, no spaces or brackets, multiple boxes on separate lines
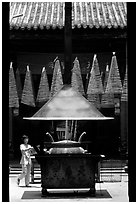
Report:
36,139,101,196
24,85,113,196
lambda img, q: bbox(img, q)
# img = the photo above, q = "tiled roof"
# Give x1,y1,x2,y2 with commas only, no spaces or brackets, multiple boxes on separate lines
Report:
9,2,127,30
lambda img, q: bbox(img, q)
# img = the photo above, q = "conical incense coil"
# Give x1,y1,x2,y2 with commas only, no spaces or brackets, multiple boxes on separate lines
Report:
21,65,35,107
87,54,104,95
36,67,49,103
121,67,128,101
106,53,122,94
50,59,63,98
87,94,101,109
101,93,114,108
71,57,85,95
9,62,19,108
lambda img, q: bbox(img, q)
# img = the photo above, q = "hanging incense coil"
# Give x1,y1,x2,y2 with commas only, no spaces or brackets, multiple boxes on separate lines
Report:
105,53,122,94
101,93,114,108
87,94,101,109
121,67,128,102
9,62,19,108
71,57,85,96
50,59,63,98
21,65,35,107
87,54,104,95
36,67,49,103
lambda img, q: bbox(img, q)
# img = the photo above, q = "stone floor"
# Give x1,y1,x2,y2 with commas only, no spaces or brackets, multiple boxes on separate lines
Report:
9,175,129,202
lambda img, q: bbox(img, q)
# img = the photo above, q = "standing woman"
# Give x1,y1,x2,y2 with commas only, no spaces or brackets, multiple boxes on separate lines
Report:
17,135,33,187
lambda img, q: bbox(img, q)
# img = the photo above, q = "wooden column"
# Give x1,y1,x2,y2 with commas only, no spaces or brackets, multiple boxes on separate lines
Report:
120,101,128,154
120,41,128,156
9,108,13,158
9,108,12,143
64,2,72,84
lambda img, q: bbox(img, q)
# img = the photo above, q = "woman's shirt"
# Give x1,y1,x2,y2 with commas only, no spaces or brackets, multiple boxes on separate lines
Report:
20,144,32,166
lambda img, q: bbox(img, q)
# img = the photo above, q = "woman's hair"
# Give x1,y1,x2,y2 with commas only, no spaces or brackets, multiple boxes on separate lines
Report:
22,135,29,141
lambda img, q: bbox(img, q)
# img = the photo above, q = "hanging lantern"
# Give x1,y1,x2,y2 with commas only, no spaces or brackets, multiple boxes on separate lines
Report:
121,67,128,102
16,68,22,100
21,65,35,107
9,62,19,108
71,57,85,96
36,67,49,104
106,53,122,95
50,59,63,98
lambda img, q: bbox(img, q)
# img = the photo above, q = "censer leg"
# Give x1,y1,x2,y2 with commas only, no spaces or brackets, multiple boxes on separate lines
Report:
41,188,49,196
89,186,96,196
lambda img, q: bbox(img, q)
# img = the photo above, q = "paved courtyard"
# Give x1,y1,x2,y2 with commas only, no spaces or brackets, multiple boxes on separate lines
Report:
9,175,129,202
